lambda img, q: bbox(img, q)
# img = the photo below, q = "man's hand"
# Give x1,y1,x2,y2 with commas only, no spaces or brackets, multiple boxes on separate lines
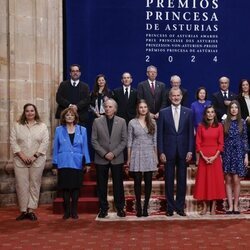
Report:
160,153,167,164
186,152,192,162
105,152,115,161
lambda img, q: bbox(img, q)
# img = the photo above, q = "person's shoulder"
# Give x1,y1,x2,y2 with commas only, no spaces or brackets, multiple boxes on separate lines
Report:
138,80,147,86
182,106,192,112
212,91,220,97
115,115,126,123
79,81,89,87
156,80,165,86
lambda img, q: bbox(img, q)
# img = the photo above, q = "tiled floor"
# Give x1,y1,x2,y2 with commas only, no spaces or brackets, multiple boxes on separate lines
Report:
0,205,250,250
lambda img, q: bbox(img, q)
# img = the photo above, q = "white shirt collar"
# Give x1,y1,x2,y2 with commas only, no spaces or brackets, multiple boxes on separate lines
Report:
71,79,80,86
123,85,131,92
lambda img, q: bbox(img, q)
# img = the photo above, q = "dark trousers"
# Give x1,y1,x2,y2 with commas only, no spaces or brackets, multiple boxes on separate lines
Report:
165,157,187,213
96,163,125,212
132,172,153,209
62,188,80,216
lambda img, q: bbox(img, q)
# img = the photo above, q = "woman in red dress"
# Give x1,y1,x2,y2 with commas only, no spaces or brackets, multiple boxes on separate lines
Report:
194,105,226,215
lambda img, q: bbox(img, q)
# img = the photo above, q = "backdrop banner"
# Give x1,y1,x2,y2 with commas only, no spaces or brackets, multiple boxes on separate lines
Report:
65,0,250,103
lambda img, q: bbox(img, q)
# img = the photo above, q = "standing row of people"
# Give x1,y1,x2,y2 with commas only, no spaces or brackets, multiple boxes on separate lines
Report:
10,63,249,220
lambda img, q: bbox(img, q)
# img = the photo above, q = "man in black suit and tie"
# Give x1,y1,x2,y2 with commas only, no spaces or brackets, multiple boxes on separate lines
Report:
55,64,90,126
112,72,137,125
211,76,237,121
165,75,188,107
137,65,166,119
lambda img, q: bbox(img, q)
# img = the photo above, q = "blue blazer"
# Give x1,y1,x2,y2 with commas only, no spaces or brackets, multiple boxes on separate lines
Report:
52,125,90,169
157,106,194,160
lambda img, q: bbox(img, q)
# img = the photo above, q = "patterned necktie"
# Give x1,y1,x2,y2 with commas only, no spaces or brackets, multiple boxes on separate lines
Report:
174,107,179,131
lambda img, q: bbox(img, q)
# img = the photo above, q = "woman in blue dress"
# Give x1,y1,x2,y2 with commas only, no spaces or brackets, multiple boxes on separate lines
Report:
191,87,211,164
222,100,248,214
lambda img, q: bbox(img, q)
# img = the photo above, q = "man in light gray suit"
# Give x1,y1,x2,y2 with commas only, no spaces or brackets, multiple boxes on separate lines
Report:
91,99,127,218
137,65,166,119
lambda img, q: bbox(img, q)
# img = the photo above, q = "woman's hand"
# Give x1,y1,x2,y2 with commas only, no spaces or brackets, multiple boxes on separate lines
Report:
17,152,31,165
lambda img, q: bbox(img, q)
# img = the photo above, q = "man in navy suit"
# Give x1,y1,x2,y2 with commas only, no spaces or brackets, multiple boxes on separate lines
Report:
55,64,90,126
158,88,194,216
137,65,166,119
112,72,137,125
211,76,237,121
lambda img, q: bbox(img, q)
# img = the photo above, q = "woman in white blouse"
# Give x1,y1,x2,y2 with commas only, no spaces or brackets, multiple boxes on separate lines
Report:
10,103,49,221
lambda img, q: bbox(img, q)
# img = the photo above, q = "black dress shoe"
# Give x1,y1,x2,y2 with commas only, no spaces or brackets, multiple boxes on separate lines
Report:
71,214,79,219
136,209,142,217
166,211,174,217
117,210,126,217
16,212,28,221
177,211,187,216
225,210,233,215
63,213,70,220
98,210,108,218
27,212,37,221
233,211,240,215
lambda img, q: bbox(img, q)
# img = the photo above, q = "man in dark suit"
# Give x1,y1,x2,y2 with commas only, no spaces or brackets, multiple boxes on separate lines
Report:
137,65,166,119
55,64,90,126
112,72,137,125
211,76,237,121
91,99,127,218
165,75,188,107
158,88,194,217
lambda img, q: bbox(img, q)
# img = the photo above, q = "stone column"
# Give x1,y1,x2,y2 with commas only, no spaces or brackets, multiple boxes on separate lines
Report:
0,0,63,206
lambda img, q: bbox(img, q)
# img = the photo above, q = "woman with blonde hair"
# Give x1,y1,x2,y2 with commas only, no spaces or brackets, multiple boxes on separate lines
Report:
10,103,49,221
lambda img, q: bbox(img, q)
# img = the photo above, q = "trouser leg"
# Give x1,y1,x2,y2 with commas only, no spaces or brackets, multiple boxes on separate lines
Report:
14,166,29,212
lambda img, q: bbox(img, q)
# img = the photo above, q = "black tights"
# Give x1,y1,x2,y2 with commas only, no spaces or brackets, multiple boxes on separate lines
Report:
62,188,80,216
133,172,153,209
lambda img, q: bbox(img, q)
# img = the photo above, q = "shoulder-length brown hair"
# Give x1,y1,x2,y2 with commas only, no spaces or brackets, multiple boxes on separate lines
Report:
60,107,79,125
93,74,109,97
223,100,243,135
136,99,155,135
201,105,219,128
18,103,41,125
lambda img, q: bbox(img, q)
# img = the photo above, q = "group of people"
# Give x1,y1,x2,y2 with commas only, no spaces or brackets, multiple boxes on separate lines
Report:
10,63,249,221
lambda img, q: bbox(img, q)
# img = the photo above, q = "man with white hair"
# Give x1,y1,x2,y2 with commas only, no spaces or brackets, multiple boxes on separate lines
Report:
137,65,166,119
165,75,188,107
91,98,127,218
211,76,237,121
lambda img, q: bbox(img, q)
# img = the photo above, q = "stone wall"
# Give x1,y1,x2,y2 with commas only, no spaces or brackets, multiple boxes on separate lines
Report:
0,0,63,206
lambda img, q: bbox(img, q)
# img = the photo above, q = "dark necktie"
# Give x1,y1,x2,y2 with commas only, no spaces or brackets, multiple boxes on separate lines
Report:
73,82,76,87
125,87,128,101
223,91,227,99
150,82,155,95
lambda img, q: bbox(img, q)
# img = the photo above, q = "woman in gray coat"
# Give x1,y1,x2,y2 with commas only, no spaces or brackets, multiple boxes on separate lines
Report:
127,99,158,217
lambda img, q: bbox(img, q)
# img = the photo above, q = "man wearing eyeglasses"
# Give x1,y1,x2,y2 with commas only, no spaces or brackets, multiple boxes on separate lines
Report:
55,64,90,126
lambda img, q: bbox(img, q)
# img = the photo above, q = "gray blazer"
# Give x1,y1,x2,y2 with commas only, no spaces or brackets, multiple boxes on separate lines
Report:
91,115,127,165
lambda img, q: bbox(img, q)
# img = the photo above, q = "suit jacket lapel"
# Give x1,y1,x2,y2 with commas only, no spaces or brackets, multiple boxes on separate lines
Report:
167,108,176,132
178,107,186,132
110,116,119,138
100,116,110,138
